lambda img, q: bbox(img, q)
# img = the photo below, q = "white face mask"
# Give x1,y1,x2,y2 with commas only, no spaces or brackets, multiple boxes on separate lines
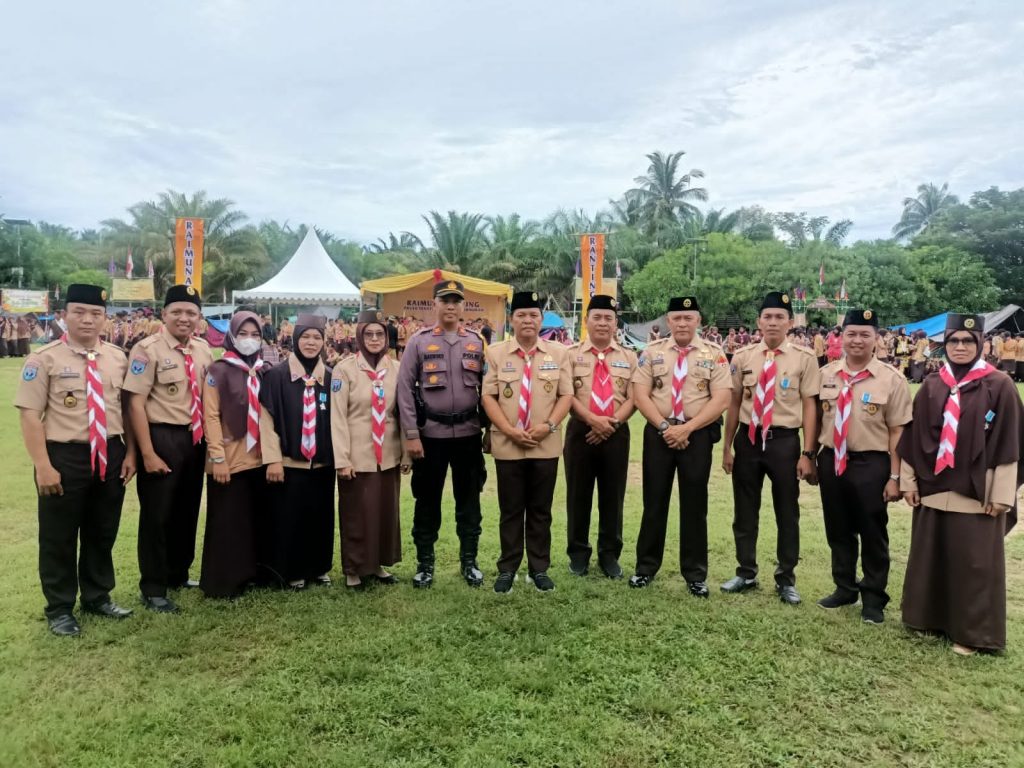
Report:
233,337,261,356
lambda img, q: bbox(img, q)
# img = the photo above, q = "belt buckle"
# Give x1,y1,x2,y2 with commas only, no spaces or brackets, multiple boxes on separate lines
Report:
764,429,773,440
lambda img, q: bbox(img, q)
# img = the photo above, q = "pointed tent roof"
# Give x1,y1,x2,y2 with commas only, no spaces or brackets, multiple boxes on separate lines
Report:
234,229,360,305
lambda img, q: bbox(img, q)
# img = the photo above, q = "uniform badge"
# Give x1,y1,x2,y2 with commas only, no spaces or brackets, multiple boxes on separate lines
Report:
466,344,478,352
573,377,583,389
206,374,216,386
865,404,878,415
964,318,975,329
697,380,707,391
131,359,148,375
638,356,646,367
425,362,438,371
167,384,179,395
502,384,514,398
653,377,663,389
319,392,328,403
822,401,831,412
63,394,77,407
544,380,554,393
331,379,342,392
58,367,79,379
597,352,606,361
427,344,440,352
744,388,752,399
186,286,196,296
22,365,38,381
429,375,439,384
781,378,790,390
618,377,628,393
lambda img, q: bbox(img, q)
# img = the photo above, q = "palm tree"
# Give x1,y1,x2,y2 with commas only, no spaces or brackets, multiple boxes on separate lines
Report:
892,182,959,240
629,151,708,243
411,211,487,272
773,212,853,247
477,214,541,281
680,208,743,239
366,232,421,254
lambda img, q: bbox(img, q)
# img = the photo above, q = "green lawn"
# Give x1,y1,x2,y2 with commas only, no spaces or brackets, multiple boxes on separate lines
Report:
1,356,1022,768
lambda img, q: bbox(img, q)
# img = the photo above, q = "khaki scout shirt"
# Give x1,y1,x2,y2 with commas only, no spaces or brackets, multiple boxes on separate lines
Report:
14,339,128,441
911,338,929,362
566,339,637,415
999,337,1017,360
818,358,911,452
731,341,820,428
813,334,826,356
202,372,263,474
330,354,407,472
632,336,732,420
122,328,214,425
482,337,573,460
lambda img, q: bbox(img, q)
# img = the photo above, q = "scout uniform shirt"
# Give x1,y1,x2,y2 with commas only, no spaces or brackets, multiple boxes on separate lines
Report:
330,354,406,473
202,372,263,474
999,336,1017,362
632,335,732,420
122,327,214,426
566,338,637,414
482,337,573,460
731,340,821,427
15,339,128,441
912,337,929,363
818,358,911,452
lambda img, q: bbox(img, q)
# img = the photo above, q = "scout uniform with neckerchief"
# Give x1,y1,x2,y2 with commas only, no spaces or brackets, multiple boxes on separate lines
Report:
122,285,213,601
816,309,912,616
14,284,132,633
563,294,637,577
630,296,732,589
723,292,820,598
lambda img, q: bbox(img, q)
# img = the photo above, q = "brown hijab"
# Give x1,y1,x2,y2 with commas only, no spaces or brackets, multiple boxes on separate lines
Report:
355,309,387,369
209,311,267,440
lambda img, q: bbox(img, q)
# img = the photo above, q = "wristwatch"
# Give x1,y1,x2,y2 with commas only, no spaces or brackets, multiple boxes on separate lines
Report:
801,450,816,460
209,456,226,465
610,418,621,430
888,474,900,482
658,420,670,433
546,420,559,433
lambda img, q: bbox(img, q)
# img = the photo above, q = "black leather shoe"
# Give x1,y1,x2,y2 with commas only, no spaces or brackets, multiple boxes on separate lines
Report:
460,559,484,587
82,601,133,619
493,572,515,594
687,581,710,598
313,575,332,587
862,606,885,625
527,571,555,592
346,579,367,591
817,590,859,609
720,576,759,593
178,579,200,589
629,574,654,589
374,573,399,585
412,563,434,589
776,585,802,605
568,559,589,576
141,595,180,613
599,561,623,580
48,614,81,637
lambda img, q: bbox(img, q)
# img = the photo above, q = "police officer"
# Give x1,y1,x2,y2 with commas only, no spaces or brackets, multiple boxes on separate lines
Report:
397,279,488,588
629,296,732,594
14,284,137,636
123,285,213,613
814,309,911,624
482,291,574,594
563,295,636,579
721,291,820,605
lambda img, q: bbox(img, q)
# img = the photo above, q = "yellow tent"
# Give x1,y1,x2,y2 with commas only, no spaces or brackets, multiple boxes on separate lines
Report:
360,270,511,333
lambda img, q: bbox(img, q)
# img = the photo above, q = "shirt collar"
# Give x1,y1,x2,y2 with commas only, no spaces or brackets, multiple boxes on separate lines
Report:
289,353,326,385
162,326,192,352
62,338,102,356
581,337,620,354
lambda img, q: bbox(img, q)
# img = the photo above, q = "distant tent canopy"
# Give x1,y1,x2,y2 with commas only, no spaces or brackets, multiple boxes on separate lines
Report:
233,229,361,306
890,305,1024,341
541,311,564,329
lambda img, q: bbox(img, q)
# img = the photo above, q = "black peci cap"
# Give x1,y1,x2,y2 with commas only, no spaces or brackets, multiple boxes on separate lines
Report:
843,308,878,328
295,313,326,332
510,291,543,312
946,313,985,334
760,291,793,317
356,309,386,325
164,284,202,308
434,280,465,299
65,283,107,308
587,294,619,313
667,296,700,313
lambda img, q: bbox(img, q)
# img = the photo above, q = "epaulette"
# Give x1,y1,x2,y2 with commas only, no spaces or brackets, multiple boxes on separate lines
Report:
35,340,62,354
191,335,211,348
101,340,127,355
792,343,817,356
566,342,583,353
134,335,159,350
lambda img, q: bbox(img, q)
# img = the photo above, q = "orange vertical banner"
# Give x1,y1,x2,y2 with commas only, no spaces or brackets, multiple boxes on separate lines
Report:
579,233,605,341
174,218,204,294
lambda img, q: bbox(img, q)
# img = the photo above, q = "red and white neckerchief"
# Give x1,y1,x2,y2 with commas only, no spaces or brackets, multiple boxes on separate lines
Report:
220,351,265,452
363,366,387,465
671,345,693,420
65,338,108,480
833,368,872,476
935,359,995,474
749,347,779,448
175,343,205,444
589,347,615,416
300,375,318,460
516,348,536,430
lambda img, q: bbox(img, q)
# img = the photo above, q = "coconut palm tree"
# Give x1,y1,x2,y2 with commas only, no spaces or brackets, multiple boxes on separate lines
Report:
409,210,487,272
892,182,959,240
629,151,708,242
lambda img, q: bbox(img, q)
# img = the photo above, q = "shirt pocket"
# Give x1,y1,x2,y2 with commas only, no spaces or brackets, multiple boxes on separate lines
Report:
421,359,448,389
859,391,888,419
496,370,521,401
610,367,631,396
461,356,482,386
51,378,86,415
156,366,186,395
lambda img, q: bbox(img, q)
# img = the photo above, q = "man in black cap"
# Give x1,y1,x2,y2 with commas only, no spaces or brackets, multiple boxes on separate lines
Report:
397,278,488,588
123,284,213,613
563,294,637,578
814,309,912,623
14,284,137,636
721,291,820,605
482,291,573,593
630,296,732,594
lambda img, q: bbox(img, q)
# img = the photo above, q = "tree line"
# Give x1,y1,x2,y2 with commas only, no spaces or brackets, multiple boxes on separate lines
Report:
1,152,1020,325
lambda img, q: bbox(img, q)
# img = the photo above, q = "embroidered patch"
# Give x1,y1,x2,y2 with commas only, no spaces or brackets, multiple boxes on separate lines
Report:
425,362,438,371
427,344,440,352
319,392,328,403
331,379,342,392
574,377,583,389
206,374,216,386
22,365,38,381
131,359,148,375
611,360,630,369
466,344,479,352
638,356,647,367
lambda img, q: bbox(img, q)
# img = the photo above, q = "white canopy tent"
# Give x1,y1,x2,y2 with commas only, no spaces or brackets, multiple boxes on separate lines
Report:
233,229,361,308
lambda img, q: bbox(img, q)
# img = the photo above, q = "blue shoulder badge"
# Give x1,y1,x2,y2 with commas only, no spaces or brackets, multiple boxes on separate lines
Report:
22,364,39,381
206,374,216,386
331,378,343,392
131,358,148,375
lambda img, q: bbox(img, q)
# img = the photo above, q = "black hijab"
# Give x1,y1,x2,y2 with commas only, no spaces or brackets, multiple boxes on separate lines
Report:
293,313,326,374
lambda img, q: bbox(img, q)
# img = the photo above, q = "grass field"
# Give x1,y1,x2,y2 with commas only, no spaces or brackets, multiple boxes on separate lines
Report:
1,355,1022,768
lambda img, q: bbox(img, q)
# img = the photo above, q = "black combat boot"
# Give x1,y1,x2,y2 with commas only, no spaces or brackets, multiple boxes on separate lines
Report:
413,553,435,589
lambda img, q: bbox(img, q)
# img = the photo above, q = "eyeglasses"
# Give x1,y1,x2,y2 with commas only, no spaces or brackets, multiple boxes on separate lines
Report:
363,331,386,339
947,337,977,347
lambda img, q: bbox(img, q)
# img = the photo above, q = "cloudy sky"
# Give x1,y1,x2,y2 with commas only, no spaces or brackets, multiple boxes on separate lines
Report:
1,0,1021,243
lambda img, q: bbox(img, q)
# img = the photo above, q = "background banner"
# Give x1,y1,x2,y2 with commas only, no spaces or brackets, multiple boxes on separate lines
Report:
1,289,49,314
112,278,155,302
174,218,204,294
579,233,605,340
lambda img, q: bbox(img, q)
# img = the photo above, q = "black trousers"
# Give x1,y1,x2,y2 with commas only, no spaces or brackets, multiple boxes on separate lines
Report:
635,423,714,581
817,448,891,610
564,417,629,565
410,434,485,561
730,427,801,586
37,439,127,618
265,465,336,583
136,424,206,597
495,458,559,574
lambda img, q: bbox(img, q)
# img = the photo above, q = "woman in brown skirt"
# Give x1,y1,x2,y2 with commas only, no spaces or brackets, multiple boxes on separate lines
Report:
200,311,271,599
331,309,409,589
898,313,1023,655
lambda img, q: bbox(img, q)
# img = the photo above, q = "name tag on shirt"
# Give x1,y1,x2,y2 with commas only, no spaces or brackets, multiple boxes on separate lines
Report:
58,369,80,379
539,362,559,371
611,360,630,369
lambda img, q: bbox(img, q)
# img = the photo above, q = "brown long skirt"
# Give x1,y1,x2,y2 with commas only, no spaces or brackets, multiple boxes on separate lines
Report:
338,467,401,576
901,505,1007,651
200,467,267,598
